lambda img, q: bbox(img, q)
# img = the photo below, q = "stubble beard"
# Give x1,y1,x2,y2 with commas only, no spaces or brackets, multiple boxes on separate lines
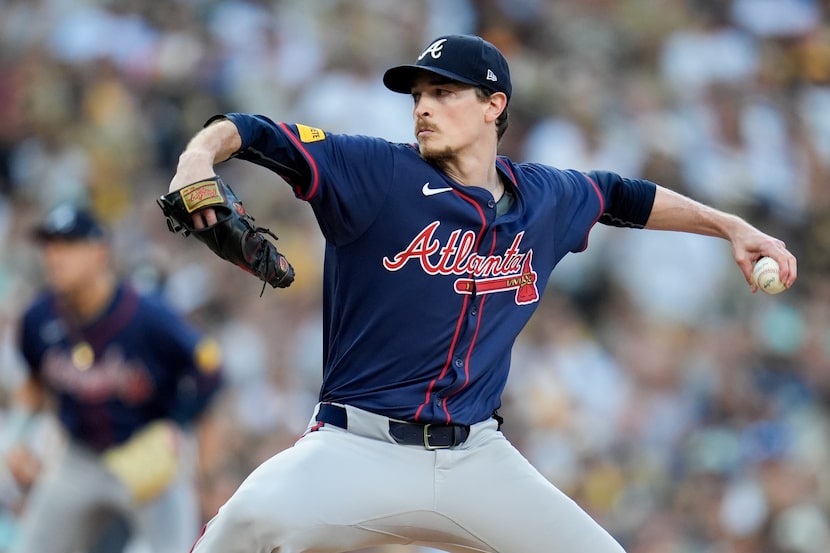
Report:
416,120,457,168
420,144,457,169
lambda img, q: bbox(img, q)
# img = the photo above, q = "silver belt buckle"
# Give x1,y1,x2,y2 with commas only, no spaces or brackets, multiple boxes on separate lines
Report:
423,423,450,450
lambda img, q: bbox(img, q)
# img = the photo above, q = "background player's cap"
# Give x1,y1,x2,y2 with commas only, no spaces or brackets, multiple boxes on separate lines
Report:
383,34,512,101
32,203,107,242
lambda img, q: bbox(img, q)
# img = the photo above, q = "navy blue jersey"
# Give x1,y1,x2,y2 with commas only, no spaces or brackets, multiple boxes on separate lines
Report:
19,283,222,451
224,113,655,426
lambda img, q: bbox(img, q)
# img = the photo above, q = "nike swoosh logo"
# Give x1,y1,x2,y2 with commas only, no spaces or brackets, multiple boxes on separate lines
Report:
422,182,453,196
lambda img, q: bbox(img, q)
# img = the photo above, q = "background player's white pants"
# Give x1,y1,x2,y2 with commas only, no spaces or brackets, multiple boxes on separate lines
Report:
11,439,200,553
190,403,626,553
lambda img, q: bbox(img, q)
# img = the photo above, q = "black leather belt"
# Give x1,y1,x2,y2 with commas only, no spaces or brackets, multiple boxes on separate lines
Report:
316,403,470,449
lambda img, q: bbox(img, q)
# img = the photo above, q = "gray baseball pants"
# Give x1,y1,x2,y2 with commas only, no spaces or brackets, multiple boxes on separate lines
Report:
189,403,626,553
11,440,199,553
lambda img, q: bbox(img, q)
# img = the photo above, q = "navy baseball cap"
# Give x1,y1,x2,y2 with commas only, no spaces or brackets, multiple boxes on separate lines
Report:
32,203,107,242
383,34,512,101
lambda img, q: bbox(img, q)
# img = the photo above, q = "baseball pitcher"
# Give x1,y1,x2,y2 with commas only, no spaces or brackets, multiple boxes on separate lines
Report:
161,34,796,553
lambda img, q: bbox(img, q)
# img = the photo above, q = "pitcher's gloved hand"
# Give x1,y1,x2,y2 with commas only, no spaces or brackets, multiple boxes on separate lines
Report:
158,176,295,290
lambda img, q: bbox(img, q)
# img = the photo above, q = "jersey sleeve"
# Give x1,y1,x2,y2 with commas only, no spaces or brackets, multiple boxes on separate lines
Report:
17,297,51,380
537,167,656,255
585,170,656,229
18,311,40,376
144,297,223,424
213,113,312,191
219,113,397,246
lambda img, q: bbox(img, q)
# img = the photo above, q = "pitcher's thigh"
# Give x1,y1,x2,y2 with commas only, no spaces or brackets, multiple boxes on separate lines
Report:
441,439,626,553
191,429,436,553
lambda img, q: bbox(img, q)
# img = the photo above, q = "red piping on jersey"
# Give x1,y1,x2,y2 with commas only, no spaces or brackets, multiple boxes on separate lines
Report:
578,174,605,252
414,190,488,424
278,122,320,200
76,286,140,350
54,288,138,451
496,157,517,186
441,225,499,418
443,295,486,418
414,292,471,423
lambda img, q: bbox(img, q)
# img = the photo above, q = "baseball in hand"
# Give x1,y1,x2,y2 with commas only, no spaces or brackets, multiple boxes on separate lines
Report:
752,257,786,295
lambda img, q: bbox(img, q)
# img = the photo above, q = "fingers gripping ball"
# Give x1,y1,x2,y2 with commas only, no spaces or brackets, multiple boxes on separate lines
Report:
752,256,786,295
158,177,295,290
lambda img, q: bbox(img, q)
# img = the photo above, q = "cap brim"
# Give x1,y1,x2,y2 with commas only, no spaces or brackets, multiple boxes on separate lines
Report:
31,227,61,242
383,64,480,94
32,230,78,242
30,227,105,242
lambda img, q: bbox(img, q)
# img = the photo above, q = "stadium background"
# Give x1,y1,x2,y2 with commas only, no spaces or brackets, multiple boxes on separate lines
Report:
0,0,829,551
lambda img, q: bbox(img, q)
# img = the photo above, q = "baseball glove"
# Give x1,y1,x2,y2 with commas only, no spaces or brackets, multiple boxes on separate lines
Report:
102,420,179,503
157,176,294,290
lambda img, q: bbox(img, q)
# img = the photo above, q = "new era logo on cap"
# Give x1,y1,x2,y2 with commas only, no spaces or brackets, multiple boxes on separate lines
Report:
383,34,512,101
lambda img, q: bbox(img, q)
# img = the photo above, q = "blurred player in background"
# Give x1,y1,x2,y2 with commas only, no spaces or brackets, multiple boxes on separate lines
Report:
1,203,223,553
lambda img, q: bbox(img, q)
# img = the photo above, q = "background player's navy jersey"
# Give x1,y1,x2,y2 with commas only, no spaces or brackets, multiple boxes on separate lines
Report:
225,113,655,426
19,283,222,451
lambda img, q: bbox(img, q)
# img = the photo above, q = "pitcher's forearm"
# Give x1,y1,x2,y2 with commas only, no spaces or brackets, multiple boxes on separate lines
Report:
644,185,795,287
644,186,745,239
170,119,242,192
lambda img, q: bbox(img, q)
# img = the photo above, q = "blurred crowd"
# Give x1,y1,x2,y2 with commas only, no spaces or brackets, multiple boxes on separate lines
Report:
0,0,829,551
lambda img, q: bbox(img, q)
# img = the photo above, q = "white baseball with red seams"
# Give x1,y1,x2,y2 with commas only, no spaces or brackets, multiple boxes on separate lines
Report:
753,256,786,294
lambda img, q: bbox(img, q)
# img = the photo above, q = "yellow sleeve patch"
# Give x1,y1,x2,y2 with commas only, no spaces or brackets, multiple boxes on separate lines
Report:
194,339,222,374
297,124,326,143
